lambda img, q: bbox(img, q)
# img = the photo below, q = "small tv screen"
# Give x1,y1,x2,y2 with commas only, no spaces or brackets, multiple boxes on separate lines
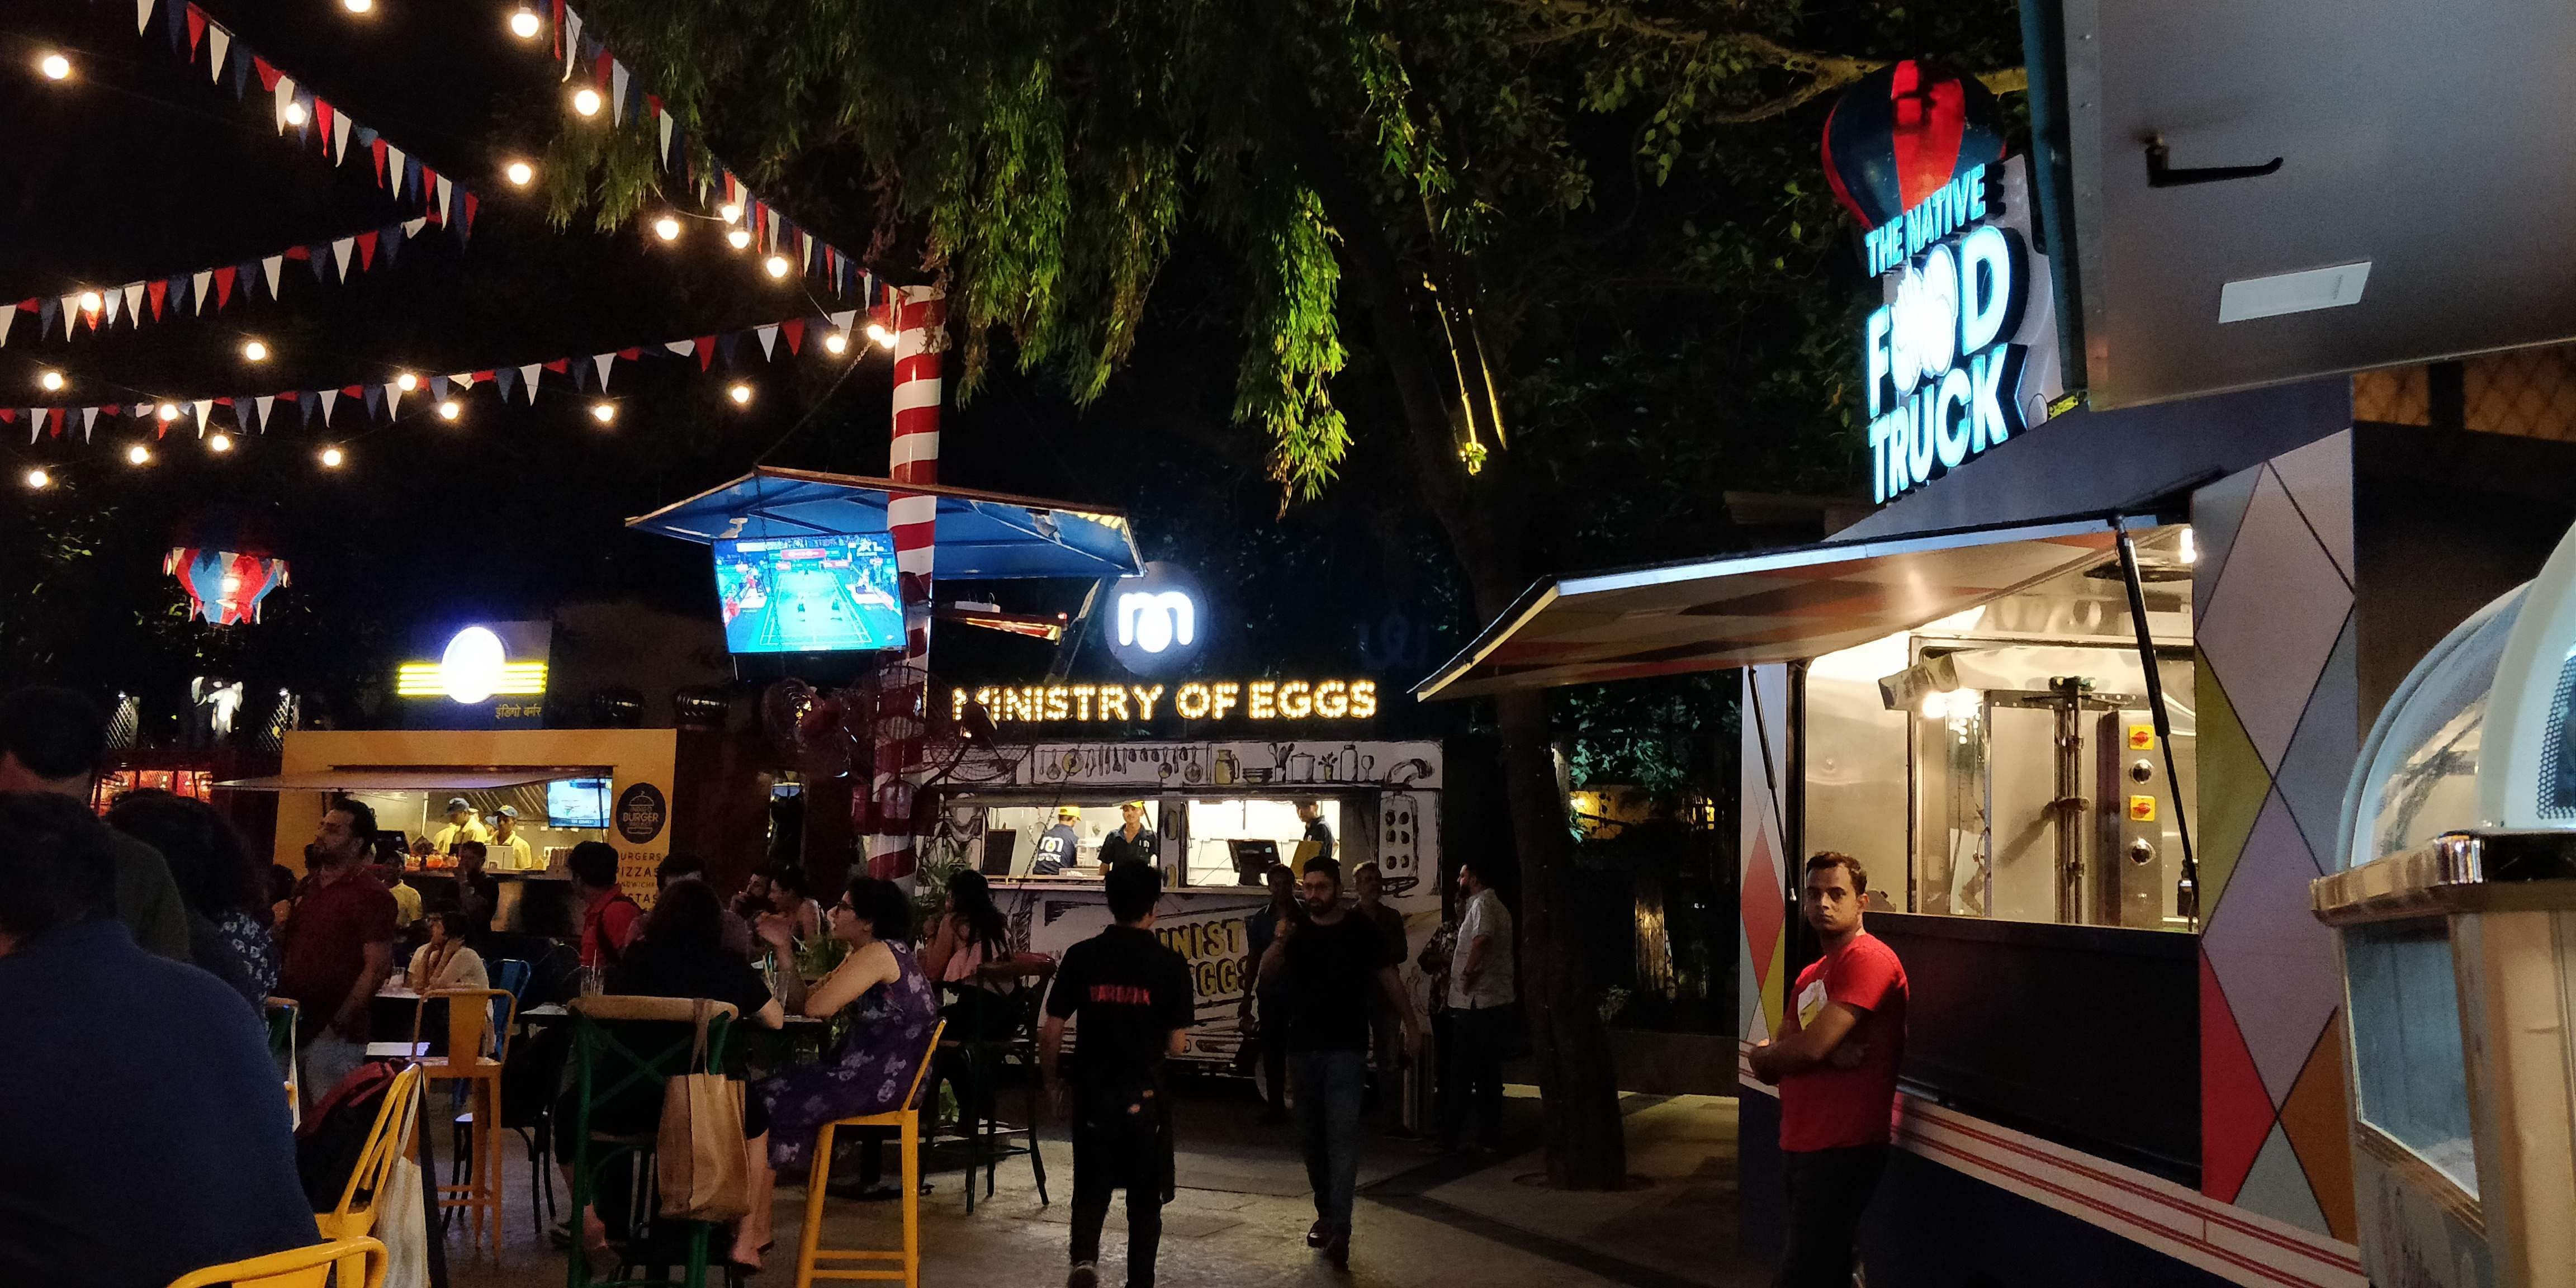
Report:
713,534,905,655
548,777,610,828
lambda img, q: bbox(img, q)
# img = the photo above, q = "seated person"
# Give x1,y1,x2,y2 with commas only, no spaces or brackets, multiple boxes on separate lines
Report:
407,911,490,993
760,865,824,945
103,789,278,1007
0,792,316,1287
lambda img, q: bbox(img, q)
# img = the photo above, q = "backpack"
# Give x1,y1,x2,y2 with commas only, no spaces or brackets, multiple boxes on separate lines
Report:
295,1060,401,1210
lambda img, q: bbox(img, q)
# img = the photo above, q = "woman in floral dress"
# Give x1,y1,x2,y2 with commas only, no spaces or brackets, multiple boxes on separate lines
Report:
735,875,937,1267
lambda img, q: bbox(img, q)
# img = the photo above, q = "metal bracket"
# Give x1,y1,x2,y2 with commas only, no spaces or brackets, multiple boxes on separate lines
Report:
2144,135,2281,188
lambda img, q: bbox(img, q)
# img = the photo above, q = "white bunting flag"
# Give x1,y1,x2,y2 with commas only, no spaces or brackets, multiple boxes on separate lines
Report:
319,390,339,424
765,206,780,252
332,237,354,281
385,383,402,418
665,340,693,357
386,145,406,198
333,111,353,164
192,271,213,314
830,309,857,335
518,363,542,402
81,407,97,442
273,77,297,132
435,175,453,224
101,288,122,326
611,61,631,125
659,110,674,167
402,217,427,236
452,371,474,388
755,325,779,359
26,411,37,444
61,296,78,339
207,25,230,82
136,0,154,36
594,354,615,390
254,395,274,432
562,10,584,79
0,304,15,347
263,255,283,297
192,400,212,434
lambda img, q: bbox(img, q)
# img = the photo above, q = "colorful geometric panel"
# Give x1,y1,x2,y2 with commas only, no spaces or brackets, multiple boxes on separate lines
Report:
2197,471,2354,770
2191,465,2264,619
2279,1012,2358,1243
2236,1123,2332,1237
2201,951,2276,1203
2204,793,2342,1105
2266,430,2355,588
2273,611,2360,864
2193,668,2271,913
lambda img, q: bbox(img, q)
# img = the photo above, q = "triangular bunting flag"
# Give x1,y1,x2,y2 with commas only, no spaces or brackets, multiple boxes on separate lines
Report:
191,270,212,313
313,101,335,151
213,266,236,308
430,376,449,400
332,109,353,164
404,156,424,202
756,325,779,359
378,224,403,266
228,42,250,98
434,175,453,224
273,75,296,132
137,0,156,36
368,135,387,185
388,145,408,197
718,332,744,367
518,363,541,402
562,8,584,78
494,366,518,400
783,318,806,354
610,61,630,125
461,193,479,240
60,297,77,339
402,217,427,236
357,230,379,271
184,5,205,54
542,358,570,375
830,309,857,335
389,383,406,417
123,283,145,321
80,407,97,442
594,353,614,390
192,400,212,434
101,288,122,327
693,337,713,370
665,340,693,357
318,389,338,424
332,237,355,280
37,296,56,335
0,304,13,347
659,110,674,166
254,395,273,431
363,385,384,419
262,255,283,296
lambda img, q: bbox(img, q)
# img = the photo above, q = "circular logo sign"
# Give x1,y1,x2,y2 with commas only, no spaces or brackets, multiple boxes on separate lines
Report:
1106,562,1207,677
616,782,667,844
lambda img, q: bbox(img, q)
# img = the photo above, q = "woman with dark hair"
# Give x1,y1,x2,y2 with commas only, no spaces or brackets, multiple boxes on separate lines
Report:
103,789,274,1005
921,869,1034,1123
406,911,489,992
738,876,936,1268
763,865,824,944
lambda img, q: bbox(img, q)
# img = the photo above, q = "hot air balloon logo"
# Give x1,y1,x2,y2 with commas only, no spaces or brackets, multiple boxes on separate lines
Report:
1821,60,2008,234
165,508,288,626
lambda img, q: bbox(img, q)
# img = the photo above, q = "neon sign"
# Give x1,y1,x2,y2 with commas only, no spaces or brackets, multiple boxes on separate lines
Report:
952,679,1379,724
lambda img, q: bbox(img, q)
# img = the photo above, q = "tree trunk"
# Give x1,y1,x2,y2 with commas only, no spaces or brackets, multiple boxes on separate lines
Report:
1317,172,1630,1190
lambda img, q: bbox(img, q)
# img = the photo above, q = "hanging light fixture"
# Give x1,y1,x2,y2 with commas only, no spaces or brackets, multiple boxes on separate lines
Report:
37,370,64,392
38,53,72,81
126,444,151,466
719,202,744,224
320,446,345,468
764,254,792,279
728,383,754,406
571,87,603,117
866,323,898,349
823,332,849,355
508,6,542,39
342,0,373,13
157,404,182,423
22,468,49,489
208,432,234,453
242,339,270,362
654,215,682,242
396,372,420,392
726,228,753,250
281,100,309,126
77,290,102,314
504,160,536,187
590,402,617,424
437,400,462,421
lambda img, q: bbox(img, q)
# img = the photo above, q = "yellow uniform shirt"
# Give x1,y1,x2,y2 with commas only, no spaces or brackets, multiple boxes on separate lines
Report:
433,821,492,853
490,833,537,871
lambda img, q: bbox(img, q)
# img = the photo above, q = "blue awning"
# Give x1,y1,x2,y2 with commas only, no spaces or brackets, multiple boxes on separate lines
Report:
626,467,1144,581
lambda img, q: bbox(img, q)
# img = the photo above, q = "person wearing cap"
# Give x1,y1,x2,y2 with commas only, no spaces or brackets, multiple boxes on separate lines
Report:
487,805,536,872
1097,801,1157,873
431,798,490,855
1031,806,1083,877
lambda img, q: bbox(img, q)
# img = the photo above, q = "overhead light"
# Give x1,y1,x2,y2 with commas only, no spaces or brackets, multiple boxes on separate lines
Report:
241,339,269,362
281,100,309,126
719,202,743,224
437,399,462,421
126,444,150,465
209,432,233,453
395,372,419,392
590,402,617,424
865,323,898,349
571,87,603,117
764,254,792,279
508,7,542,39
823,332,849,355
77,291,102,314
342,0,373,12
157,404,181,423
23,468,50,489
319,446,345,468
2218,261,2372,324
38,53,72,81
728,382,754,406
38,370,64,392
651,214,683,242
726,228,752,250
504,160,535,187
2179,527,2199,565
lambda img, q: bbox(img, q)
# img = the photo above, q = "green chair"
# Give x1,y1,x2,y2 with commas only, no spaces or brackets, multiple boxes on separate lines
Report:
565,996,741,1288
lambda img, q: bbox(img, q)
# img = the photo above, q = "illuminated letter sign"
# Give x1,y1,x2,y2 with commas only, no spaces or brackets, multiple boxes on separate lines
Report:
951,679,1378,725
1117,591,1197,654
1105,562,1208,676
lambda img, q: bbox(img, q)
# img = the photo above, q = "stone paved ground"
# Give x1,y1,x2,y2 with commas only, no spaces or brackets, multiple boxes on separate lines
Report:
438,1079,1750,1288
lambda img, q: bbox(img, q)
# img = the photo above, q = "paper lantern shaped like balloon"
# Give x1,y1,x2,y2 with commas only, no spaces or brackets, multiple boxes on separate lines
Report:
165,548,290,625
1821,60,2007,231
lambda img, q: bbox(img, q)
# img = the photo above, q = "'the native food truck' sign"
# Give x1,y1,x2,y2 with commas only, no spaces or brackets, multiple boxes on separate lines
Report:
952,679,1380,725
1862,156,2062,504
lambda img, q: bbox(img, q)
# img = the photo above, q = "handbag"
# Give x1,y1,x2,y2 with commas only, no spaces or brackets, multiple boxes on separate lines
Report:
657,999,752,1221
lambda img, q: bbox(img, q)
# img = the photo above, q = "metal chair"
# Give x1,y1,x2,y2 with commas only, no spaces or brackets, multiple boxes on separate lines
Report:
936,968,1053,1211
316,1064,426,1243
793,1020,946,1288
405,987,517,1258
165,1236,389,1288
566,995,741,1288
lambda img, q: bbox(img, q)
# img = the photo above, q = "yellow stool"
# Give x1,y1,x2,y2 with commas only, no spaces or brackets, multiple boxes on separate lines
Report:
408,987,518,1259
793,1021,945,1288
316,1063,425,1243
166,1236,387,1288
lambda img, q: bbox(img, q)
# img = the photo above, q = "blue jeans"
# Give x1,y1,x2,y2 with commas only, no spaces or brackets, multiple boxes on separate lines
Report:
1291,1049,1367,1230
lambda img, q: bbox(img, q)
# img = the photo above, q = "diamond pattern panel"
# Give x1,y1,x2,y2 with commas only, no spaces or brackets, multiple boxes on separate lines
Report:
2191,465,2264,619
2194,670,2270,911
2198,471,2354,770
2267,430,2355,587
2202,952,2275,1203
2235,1123,2332,1237
2274,611,2360,864
2204,793,2342,1105
2351,366,2429,426
2279,1013,2358,1243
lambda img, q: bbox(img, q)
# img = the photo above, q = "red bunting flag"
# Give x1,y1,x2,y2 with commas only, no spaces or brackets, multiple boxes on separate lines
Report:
356,230,378,270
253,55,279,93
212,266,235,307
694,337,714,371
542,358,569,374
314,101,335,151
146,280,167,319
184,4,206,54
369,138,387,186
782,319,805,354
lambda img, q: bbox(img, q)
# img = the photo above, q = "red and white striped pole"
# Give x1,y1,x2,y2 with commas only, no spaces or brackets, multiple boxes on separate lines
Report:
864,284,945,882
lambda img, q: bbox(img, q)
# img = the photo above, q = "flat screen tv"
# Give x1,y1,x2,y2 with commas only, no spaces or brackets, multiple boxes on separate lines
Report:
713,534,905,655
547,777,611,828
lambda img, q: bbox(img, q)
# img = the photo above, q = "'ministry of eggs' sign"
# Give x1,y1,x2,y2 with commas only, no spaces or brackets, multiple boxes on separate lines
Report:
1861,156,2064,504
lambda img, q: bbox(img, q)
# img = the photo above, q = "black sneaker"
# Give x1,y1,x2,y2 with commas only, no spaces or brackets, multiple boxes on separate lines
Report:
1324,1230,1351,1271
1068,1261,1098,1288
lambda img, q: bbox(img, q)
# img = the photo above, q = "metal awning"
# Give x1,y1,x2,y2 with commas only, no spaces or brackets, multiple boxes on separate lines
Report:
214,767,604,793
1415,518,2122,699
626,467,1143,581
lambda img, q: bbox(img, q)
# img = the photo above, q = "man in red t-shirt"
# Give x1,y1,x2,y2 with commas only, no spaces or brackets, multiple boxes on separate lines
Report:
1749,851,1907,1288
277,797,399,1110
570,841,642,973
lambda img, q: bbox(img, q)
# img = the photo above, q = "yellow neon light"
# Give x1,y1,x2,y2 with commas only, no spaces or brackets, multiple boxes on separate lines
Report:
395,661,548,697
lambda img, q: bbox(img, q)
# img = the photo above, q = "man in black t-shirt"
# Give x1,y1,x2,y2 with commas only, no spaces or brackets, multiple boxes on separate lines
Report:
1042,861,1194,1288
1259,856,1419,1268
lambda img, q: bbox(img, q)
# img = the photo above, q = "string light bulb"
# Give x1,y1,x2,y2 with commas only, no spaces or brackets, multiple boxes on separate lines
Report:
823,332,849,355
437,400,462,421
508,7,542,39
504,160,535,187
719,202,743,224
571,87,603,117
396,372,419,392
726,228,752,250
764,254,792,279
320,446,345,468
590,402,617,424
77,290,102,314
22,468,49,490
39,53,72,81
37,370,64,392
342,0,372,12
728,382,754,406
241,339,269,362
865,323,898,349
127,444,150,466
281,100,309,126
209,432,234,453
157,404,181,423
654,215,682,241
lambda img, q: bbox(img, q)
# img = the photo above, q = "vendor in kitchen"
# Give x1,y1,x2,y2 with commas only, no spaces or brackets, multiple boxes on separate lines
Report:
1096,800,1157,870
487,805,537,871
432,797,490,854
